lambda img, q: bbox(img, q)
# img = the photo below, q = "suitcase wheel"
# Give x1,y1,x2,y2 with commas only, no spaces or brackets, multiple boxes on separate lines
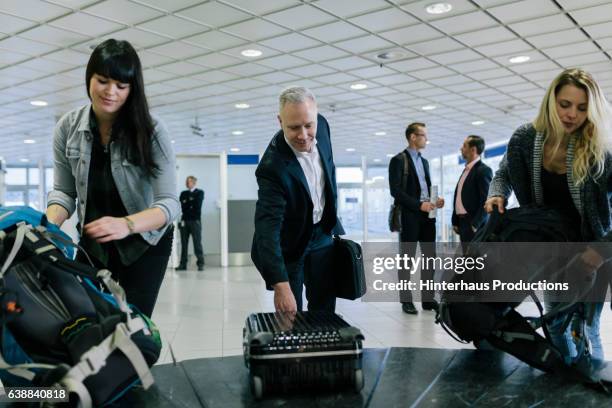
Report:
251,375,263,399
354,369,364,392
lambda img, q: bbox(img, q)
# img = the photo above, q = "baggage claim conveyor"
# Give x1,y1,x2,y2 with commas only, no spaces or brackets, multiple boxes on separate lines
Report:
113,347,611,407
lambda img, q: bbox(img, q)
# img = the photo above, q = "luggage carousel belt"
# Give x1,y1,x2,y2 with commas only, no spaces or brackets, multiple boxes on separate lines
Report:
118,347,611,407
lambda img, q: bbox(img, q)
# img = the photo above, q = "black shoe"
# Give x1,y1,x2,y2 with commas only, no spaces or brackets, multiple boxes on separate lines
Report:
402,302,418,315
422,301,439,312
197,265,204,271
176,265,186,271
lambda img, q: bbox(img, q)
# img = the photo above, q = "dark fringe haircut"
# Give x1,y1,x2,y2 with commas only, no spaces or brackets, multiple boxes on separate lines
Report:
86,39,159,177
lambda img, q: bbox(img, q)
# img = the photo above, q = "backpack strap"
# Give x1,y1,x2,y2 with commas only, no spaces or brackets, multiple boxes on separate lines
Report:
401,151,410,185
61,319,154,404
96,269,131,315
0,223,29,279
392,152,410,206
400,151,410,195
469,205,502,244
0,352,56,382
95,269,150,336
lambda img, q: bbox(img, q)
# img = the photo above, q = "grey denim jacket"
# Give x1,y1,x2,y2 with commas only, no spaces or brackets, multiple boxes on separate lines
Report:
47,104,180,245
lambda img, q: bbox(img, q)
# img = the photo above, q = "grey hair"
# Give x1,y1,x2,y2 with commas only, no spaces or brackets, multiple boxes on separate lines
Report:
279,86,316,111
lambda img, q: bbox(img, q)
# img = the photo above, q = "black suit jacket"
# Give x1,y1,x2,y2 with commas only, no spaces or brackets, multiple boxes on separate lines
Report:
179,188,204,221
388,149,431,214
251,114,344,287
451,160,493,229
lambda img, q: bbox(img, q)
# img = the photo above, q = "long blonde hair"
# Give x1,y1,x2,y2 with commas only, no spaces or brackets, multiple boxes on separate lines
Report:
533,68,612,185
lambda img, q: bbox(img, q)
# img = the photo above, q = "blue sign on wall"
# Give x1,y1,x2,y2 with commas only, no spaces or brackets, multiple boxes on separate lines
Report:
227,155,259,165
485,144,507,158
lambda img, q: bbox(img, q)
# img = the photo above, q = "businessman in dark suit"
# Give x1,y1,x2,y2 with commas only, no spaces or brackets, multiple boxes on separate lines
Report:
251,87,344,312
452,135,493,243
389,122,444,314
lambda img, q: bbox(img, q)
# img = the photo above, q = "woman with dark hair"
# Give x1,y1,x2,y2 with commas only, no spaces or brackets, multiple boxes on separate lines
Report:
46,39,180,317
485,68,612,366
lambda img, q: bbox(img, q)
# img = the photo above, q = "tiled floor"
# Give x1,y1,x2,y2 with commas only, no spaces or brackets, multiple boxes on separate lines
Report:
153,265,612,365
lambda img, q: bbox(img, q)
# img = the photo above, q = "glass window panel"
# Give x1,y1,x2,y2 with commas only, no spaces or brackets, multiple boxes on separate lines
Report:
337,187,363,240
336,167,363,183
45,168,54,190
5,168,26,185
5,190,25,206
364,166,393,241
28,167,39,185
28,189,40,210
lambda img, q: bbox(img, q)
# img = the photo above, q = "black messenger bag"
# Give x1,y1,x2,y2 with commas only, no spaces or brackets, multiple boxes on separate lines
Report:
332,236,366,300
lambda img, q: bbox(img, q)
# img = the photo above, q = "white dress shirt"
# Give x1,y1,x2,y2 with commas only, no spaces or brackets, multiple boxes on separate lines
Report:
285,137,326,224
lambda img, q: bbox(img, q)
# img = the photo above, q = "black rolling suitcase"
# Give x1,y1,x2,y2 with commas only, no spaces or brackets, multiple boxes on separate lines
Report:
243,311,365,399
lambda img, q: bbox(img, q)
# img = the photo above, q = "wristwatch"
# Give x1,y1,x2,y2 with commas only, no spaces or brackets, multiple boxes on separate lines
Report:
124,216,135,235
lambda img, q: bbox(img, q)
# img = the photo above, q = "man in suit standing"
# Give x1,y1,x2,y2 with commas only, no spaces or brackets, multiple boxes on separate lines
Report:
251,87,344,312
389,122,444,314
452,135,492,243
177,176,205,271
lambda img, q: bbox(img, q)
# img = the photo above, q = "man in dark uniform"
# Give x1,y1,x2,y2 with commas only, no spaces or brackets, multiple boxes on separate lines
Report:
251,86,344,312
177,176,204,271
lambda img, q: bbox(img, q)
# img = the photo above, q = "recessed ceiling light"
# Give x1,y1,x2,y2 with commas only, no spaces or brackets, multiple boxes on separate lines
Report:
232,130,244,135
235,103,250,109
171,140,175,143
241,49,262,58
23,139,36,144
230,147,241,152
386,153,394,158
426,141,431,145
375,131,386,136
373,158,381,162
422,105,436,111
20,158,29,162
509,55,530,64
425,3,453,14
376,51,405,60
472,120,485,126
350,83,367,90
30,100,48,107
346,148,356,152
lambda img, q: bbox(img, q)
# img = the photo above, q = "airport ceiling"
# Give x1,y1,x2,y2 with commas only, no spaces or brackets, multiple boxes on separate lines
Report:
1,0,611,166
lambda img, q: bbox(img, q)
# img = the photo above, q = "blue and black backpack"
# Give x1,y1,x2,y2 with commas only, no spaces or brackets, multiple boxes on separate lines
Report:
0,206,162,406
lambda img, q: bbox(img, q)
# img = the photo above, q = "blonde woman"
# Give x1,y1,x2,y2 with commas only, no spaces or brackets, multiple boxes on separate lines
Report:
484,68,612,365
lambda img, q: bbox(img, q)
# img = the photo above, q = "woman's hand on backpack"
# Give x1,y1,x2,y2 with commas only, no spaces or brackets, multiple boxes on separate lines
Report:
580,247,604,270
484,196,505,214
563,248,603,287
83,216,130,243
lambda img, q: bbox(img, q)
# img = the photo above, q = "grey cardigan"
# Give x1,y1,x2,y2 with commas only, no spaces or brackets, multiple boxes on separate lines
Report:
47,104,180,245
488,123,612,242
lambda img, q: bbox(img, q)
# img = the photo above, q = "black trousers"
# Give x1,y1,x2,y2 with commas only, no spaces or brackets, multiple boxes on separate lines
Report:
179,220,204,267
399,212,436,303
287,224,336,312
77,227,173,318
457,215,476,243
